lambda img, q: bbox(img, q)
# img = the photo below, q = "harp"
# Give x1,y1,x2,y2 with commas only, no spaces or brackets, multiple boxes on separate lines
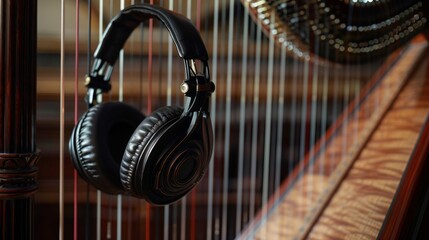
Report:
1,0,428,239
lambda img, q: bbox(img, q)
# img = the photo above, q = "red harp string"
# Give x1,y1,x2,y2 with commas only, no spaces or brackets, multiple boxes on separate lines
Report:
146,0,154,239
73,0,79,239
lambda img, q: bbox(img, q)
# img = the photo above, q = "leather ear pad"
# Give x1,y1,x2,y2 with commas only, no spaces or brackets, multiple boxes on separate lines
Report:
69,102,145,194
120,106,183,194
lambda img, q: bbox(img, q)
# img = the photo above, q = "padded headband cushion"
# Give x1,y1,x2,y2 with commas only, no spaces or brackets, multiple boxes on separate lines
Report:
70,102,145,194
94,3,208,65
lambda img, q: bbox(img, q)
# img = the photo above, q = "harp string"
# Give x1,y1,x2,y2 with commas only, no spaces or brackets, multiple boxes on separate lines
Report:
73,0,80,239
300,58,310,215
145,0,154,237
341,68,351,207
249,6,262,225
308,6,321,208
59,0,65,238
138,0,144,112
207,0,219,238
220,0,235,239
116,1,125,239
84,0,92,240
164,1,174,238
319,13,330,180
276,39,288,232
119,1,125,103
166,0,174,107
260,10,276,236
216,0,227,237
288,21,299,230
95,0,101,238
235,1,249,235
126,1,136,236
340,5,353,214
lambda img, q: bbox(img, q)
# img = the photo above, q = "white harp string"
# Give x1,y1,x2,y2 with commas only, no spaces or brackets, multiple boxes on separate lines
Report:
308,17,321,209
235,2,249,235
116,0,125,239
249,10,262,224
207,0,219,238
96,0,102,239
221,0,235,239
260,11,276,235
275,41,287,232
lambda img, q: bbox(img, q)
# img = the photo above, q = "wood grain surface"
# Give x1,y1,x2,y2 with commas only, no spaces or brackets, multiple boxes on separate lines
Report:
308,43,429,240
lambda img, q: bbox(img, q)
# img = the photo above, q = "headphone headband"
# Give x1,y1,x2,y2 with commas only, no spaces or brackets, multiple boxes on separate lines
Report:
94,4,209,65
86,4,214,109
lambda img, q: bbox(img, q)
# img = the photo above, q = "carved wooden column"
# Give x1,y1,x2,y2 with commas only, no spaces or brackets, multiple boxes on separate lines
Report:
0,0,38,239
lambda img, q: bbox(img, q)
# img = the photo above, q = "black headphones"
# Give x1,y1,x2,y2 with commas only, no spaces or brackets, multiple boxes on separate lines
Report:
69,4,214,205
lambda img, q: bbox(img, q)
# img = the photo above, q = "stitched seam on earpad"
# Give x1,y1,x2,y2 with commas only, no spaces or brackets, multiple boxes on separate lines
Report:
122,116,162,190
121,112,168,191
120,107,182,192
76,106,101,182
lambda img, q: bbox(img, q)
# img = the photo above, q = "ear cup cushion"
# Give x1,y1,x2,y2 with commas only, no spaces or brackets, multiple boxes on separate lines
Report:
120,106,183,194
69,102,145,194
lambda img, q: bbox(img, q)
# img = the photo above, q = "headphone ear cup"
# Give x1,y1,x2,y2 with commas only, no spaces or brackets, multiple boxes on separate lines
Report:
121,106,213,205
120,106,183,195
69,102,146,194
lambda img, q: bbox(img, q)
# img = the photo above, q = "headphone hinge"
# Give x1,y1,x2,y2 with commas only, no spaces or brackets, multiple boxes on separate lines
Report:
85,75,112,92
84,75,112,107
181,75,214,113
181,76,214,96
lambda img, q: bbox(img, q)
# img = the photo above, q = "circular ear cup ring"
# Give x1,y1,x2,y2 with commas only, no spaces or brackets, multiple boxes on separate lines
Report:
144,133,209,203
69,102,145,194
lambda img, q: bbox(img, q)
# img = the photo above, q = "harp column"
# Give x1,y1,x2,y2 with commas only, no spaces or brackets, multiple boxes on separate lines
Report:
0,0,38,239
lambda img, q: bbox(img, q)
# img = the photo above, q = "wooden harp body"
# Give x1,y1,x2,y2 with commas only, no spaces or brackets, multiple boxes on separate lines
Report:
240,0,429,238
